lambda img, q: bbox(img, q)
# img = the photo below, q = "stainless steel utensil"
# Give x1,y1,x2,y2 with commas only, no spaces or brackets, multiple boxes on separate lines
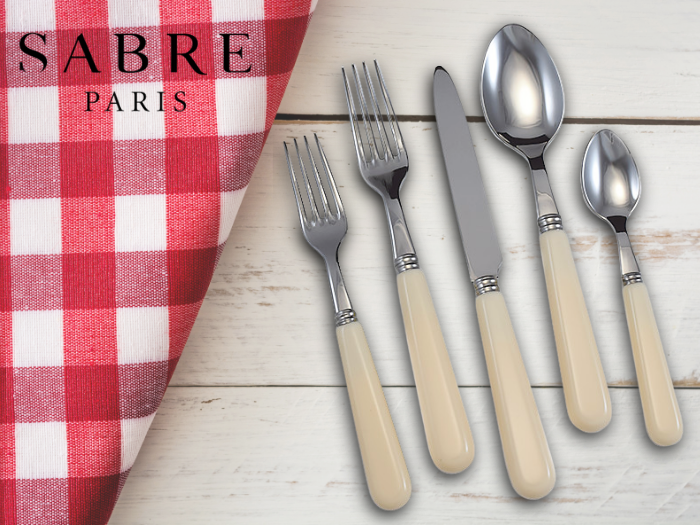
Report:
434,66,555,500
481,24,611,433
284,135,411,509
581,129,683,447
341,61,474,474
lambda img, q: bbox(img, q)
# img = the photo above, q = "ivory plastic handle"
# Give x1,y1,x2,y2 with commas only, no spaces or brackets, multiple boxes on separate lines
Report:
539,228,612,433
475,291,555,500
336,321,411,510
622,282,683,446
396,268,475,474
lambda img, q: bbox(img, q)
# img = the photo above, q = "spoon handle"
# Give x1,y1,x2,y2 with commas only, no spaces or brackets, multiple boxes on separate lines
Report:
336,321,412,510
475,290,555,500
539,229,612,433
622,282,683,446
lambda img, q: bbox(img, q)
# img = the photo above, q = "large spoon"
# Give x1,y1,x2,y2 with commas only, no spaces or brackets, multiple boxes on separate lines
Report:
481,24,611,433
581,130,683,447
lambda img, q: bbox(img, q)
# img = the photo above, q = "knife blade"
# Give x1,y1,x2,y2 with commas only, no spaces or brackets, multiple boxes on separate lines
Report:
433,66,502,283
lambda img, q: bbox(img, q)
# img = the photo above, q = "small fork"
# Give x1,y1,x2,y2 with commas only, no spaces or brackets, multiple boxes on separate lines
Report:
342,62,474,474
284,135,411,511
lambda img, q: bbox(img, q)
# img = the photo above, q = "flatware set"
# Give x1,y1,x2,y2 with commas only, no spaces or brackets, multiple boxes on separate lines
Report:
283,24,683,509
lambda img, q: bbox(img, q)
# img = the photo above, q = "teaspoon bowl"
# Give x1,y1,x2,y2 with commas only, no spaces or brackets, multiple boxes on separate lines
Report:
581,129,641,227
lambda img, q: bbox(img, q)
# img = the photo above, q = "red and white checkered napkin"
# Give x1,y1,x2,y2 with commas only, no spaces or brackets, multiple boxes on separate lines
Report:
0,0,315,523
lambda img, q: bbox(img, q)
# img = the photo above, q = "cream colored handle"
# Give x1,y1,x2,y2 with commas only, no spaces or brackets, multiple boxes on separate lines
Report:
336,321,411,510
539,229,611,433
622,282,683,446
475,291,555,500
396,268,474,474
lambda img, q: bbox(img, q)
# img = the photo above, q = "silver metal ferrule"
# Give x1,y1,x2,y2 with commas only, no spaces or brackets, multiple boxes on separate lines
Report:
473,275,499,296
622,272,643,286
335,309,358,326
394,253,419,274
538,214,563,234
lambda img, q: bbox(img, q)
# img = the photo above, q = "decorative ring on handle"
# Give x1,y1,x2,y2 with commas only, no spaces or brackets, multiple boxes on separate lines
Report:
394,253,420,274
622,271,643,286
473,275,500,296
335,309,358,327
538,214,564,234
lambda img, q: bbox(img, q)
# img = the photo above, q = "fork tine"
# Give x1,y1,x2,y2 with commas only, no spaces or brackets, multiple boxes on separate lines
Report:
294,138,320,223
342,67,368,166
314,133,344,221
284,141,309,228
362,62,392,159
351,64,380,161
374,60,405,155
303,135,331,219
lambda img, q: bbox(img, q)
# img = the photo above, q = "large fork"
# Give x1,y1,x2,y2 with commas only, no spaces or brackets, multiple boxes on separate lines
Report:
284,135,411,511
342,62,474,474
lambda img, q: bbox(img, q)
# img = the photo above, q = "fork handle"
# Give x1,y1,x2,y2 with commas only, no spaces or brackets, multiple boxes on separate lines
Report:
336,321,411,510
475,290,556,500
396,268,475,474
622,282,683,446
539,228,611,433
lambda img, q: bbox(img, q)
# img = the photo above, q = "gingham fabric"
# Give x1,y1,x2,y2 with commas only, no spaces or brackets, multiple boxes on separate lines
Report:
0,0,315,523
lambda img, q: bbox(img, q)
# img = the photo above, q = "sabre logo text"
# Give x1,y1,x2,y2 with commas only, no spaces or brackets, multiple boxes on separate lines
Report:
14,31,255,113
18,32,253,74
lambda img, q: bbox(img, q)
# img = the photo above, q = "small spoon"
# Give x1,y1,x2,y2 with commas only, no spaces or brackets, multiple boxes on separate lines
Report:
481,24,611,433
581,129,683,447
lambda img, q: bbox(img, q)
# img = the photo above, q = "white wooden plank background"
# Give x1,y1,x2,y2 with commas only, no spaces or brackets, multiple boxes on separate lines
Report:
110,1,700,522
111,388,700,524
280,0,700,119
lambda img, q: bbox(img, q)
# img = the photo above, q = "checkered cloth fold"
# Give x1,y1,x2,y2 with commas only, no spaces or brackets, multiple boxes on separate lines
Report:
0,1,315,523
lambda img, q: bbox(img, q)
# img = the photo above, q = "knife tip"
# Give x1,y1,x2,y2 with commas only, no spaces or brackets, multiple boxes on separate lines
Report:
434,65,448,74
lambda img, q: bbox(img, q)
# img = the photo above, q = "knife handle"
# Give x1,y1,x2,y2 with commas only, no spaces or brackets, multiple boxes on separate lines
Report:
336,321,412,510
396,268,475,474
539,228,612,433
475,290,555,500
622,282,683,446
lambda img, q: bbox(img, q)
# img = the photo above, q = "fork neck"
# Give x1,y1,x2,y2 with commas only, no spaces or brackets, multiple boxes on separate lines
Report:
322,254,355,323
381,196,419,273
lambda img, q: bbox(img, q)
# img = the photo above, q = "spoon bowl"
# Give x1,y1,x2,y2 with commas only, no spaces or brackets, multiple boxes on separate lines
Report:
481,24,565,159
581,129,641,226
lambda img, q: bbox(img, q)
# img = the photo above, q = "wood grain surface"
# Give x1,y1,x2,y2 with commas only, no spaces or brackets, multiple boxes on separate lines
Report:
110,1,700,522
111,388,700,523
280,0,700,119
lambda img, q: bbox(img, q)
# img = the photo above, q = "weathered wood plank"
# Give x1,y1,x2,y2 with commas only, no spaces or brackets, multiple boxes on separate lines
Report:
278,0,700,119
110,387,700,524
171,122,700,387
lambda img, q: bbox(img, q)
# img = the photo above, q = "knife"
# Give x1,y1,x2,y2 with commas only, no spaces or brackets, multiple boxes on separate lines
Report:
433,66,556,500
